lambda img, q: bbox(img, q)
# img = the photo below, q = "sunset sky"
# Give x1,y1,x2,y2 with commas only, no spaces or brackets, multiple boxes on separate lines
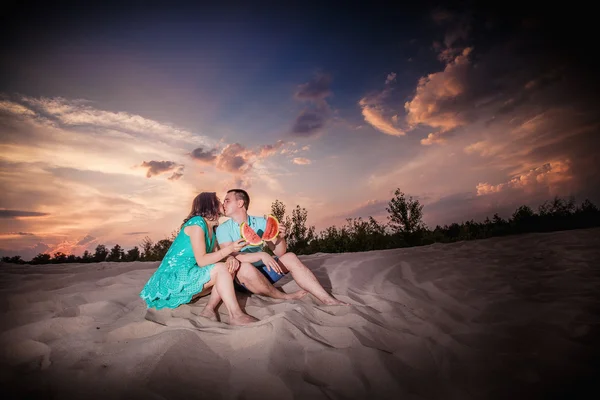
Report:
1,1,598,259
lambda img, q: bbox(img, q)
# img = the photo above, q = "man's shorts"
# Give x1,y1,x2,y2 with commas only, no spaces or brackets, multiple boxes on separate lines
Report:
234,256,287,293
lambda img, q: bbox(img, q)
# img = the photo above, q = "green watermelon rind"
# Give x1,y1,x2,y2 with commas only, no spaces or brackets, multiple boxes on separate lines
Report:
240,222,263,246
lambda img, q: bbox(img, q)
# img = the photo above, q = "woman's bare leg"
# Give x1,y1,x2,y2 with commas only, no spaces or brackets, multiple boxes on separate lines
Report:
198,286,222,321
210,263,258,325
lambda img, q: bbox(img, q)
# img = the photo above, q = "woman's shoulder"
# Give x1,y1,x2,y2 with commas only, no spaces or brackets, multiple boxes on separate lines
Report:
183,215,207,228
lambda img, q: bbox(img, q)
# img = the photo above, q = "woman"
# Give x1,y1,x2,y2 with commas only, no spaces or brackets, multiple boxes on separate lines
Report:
140,192,258,325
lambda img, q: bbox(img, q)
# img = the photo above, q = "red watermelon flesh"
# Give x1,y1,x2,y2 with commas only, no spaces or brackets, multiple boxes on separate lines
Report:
263,215,280,241
240,222,263,246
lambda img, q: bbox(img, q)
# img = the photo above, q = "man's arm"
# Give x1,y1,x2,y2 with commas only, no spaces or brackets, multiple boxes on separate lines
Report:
266,235,287,257
266,223,287,257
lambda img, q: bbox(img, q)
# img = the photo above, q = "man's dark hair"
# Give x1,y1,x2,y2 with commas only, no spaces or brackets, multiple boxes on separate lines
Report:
227,189,250,210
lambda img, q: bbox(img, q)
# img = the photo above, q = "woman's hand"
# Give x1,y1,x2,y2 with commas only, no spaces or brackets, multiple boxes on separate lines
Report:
261,253,283,274
226,256,240,274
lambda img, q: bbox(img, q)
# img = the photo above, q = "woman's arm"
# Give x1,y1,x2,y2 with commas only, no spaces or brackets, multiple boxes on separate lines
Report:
218,240,265,263
186,225,234,267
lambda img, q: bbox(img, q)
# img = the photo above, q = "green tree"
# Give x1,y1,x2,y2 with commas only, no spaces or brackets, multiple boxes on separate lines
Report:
140,237,154,261
53,252,68,264
125,246,140,262
31,253,51,264
578,199,598,213
287,205,315,254
271,199,293,237
152,239,172,261
107,244,124,262
81,250,93,263
386,189,425,244
93,245,108,262
1,255,24,264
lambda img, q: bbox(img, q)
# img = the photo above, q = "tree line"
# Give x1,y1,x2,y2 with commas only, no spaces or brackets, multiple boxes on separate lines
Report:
2,189,599,264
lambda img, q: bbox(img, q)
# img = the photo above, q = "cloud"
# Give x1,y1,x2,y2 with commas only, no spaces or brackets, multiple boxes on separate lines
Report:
430,9,471,55
0,95,223,257
215,143,253,174
168,171,184,180
190,147,217,163
340,199,389,220
292,157,311,165
0,232,35,239
189,140,288,189
476,160,572,196
0,100,35,116
359,96,405,136
124,231,150,236
257,140,285,158
404,47,473,137
294,74,332,101
140,161,184,179
420,132,448,146
385,73,397,84
291,105,330,137
0,242,51,260
0,210,50,218
318,199,390,230
291,74,333,137
431,9,454,24
76,235,96,245
19,96,214,147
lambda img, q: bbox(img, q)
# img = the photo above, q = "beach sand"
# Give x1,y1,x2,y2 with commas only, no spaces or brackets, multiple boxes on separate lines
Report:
2,228,599,399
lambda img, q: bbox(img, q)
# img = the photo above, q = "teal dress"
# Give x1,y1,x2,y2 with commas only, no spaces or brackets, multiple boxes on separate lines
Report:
140,216,217,309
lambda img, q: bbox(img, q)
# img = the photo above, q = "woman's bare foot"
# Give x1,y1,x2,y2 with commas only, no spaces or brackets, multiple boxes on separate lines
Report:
283,289,308,300
229,313,259,326
320,297,349,306
198,307,219,322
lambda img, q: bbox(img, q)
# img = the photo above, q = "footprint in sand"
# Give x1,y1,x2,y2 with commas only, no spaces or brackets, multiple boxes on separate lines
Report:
1,339,51,370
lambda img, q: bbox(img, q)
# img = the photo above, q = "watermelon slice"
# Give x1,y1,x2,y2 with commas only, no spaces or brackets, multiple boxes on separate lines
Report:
263,214,280,242
240,222,263,246
239,215,281,246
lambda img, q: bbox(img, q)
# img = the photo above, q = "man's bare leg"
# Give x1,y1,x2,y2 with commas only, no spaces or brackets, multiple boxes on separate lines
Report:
237,262,307,300
278,253,348,305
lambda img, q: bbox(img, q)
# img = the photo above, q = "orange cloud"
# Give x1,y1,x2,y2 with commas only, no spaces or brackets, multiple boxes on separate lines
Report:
420,132,447,146
292,157,311,165
404,47,472,138
358,96,405,136
476,160,572,196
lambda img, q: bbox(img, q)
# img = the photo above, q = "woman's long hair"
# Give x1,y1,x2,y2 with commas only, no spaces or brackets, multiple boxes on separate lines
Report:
181,192,221,227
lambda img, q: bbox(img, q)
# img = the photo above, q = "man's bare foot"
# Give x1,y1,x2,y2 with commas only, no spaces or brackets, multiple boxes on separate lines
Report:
229,313,259,326
321,297,349,306
283,289,308,300
198,307,219,322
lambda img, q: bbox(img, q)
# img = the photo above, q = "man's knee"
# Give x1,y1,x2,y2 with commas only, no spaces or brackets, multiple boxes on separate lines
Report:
237,262,256,279
279,252,298,262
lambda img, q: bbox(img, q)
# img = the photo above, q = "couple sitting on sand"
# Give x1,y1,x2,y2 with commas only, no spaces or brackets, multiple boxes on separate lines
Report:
140,189,345,326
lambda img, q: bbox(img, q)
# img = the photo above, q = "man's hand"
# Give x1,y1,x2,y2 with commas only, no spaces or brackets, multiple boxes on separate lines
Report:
277,223,287,239
225,256,240,274
261,252,283,274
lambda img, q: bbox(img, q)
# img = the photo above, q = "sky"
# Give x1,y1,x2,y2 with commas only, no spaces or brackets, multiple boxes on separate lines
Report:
1,1,599,259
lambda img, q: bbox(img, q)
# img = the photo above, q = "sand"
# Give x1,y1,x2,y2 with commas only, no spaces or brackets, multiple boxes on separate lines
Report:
1,228,599,399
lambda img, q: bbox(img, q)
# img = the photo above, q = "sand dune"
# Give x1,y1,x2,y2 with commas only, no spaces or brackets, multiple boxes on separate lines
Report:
2,228,599,399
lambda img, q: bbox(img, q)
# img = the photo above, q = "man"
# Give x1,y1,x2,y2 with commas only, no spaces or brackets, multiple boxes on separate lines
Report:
213,189,346,308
